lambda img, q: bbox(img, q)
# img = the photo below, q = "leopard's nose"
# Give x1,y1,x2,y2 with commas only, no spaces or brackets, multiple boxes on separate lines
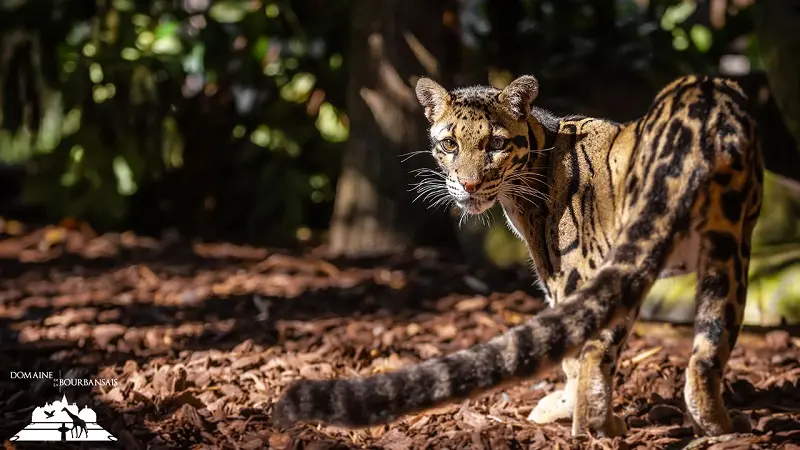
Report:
458,178,482,193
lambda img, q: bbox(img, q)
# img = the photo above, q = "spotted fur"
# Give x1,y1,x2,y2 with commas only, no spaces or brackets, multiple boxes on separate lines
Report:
273,74,763,438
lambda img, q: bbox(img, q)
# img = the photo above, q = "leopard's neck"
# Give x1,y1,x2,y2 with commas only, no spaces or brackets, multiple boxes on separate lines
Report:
500,110,632,305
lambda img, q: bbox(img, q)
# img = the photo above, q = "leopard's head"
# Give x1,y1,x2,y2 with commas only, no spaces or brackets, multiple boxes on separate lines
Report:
414,75,539,215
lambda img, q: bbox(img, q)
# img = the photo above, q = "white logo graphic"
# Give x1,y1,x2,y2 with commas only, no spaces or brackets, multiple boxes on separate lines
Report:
9,394,118,442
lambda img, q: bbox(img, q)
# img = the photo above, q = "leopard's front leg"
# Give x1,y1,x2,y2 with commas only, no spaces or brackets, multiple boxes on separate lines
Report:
529,322,632,438
528,357,579,424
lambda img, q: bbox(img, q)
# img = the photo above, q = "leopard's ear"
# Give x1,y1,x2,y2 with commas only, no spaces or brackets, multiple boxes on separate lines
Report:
415,78,451,123
499,75,539,120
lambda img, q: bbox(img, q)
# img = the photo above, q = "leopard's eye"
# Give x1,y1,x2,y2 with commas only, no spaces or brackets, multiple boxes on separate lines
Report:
439,138,458,153
488,137,507,151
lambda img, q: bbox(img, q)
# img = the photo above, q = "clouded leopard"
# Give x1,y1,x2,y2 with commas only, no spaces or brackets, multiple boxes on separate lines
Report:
273,74,763,438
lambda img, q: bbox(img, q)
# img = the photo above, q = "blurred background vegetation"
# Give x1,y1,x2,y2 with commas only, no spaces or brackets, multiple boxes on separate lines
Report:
0,0,798,324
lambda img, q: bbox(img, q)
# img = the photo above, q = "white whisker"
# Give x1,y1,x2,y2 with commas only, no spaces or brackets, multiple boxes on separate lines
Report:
399,150,431,162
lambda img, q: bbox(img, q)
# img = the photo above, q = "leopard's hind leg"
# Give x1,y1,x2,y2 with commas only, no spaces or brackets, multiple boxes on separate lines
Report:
684,121,762,437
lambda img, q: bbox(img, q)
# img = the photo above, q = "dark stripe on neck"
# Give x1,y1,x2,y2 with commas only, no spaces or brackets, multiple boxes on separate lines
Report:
530,106,560,149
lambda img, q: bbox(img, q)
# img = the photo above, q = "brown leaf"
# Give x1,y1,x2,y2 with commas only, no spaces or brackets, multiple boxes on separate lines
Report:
375,428,413,450
91,323,126,347
220,384,244,398
171,366,190,392
268,433,293,449
176,403,206,430
454,296,489,312
231,354,262,371
239,438,265,450
456,407,490,430
103,387,125,403
435,323,458,340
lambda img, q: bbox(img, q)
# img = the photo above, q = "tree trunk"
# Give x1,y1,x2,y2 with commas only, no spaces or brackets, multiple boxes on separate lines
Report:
328,0,459,256
754,0,800,159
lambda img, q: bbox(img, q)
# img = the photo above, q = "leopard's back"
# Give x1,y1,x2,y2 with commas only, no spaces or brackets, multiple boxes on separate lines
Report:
521,74,762,306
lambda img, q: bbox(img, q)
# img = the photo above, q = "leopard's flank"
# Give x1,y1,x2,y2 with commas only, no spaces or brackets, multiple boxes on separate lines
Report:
274,74,763,438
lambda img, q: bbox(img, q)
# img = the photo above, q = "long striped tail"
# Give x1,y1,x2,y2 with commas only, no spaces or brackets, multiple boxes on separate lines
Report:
272,287,628,428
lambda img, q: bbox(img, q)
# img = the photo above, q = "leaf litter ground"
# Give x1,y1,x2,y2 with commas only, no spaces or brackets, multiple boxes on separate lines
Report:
0,226,798,449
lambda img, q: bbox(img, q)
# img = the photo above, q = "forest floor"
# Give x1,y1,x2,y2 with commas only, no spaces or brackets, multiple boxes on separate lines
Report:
0,226,799,450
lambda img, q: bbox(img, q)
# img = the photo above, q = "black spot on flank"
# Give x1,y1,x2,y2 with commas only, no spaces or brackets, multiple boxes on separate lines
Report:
651,166,674,201
725,142,745,171
667,121,694,162
718,122,737,138
700,270,730,299
716,81,748,106
588,259,596,269
565,269,581,296
721,190,744,222
538,315,568,361
627,174,639,191
706,231,737,261
688,95,709,119
626,220,654,242
512,135,528,149
713,173,733,186
667,79,698,118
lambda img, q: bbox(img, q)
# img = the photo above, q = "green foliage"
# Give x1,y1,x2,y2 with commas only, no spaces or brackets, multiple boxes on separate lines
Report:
0,0,348,242
0,0,794,258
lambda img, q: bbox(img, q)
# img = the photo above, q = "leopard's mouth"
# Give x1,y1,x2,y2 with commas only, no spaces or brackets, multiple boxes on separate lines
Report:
455,195,495,214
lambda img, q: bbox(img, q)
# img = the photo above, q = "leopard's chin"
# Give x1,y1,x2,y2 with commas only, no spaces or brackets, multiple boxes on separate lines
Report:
456,197,494,214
